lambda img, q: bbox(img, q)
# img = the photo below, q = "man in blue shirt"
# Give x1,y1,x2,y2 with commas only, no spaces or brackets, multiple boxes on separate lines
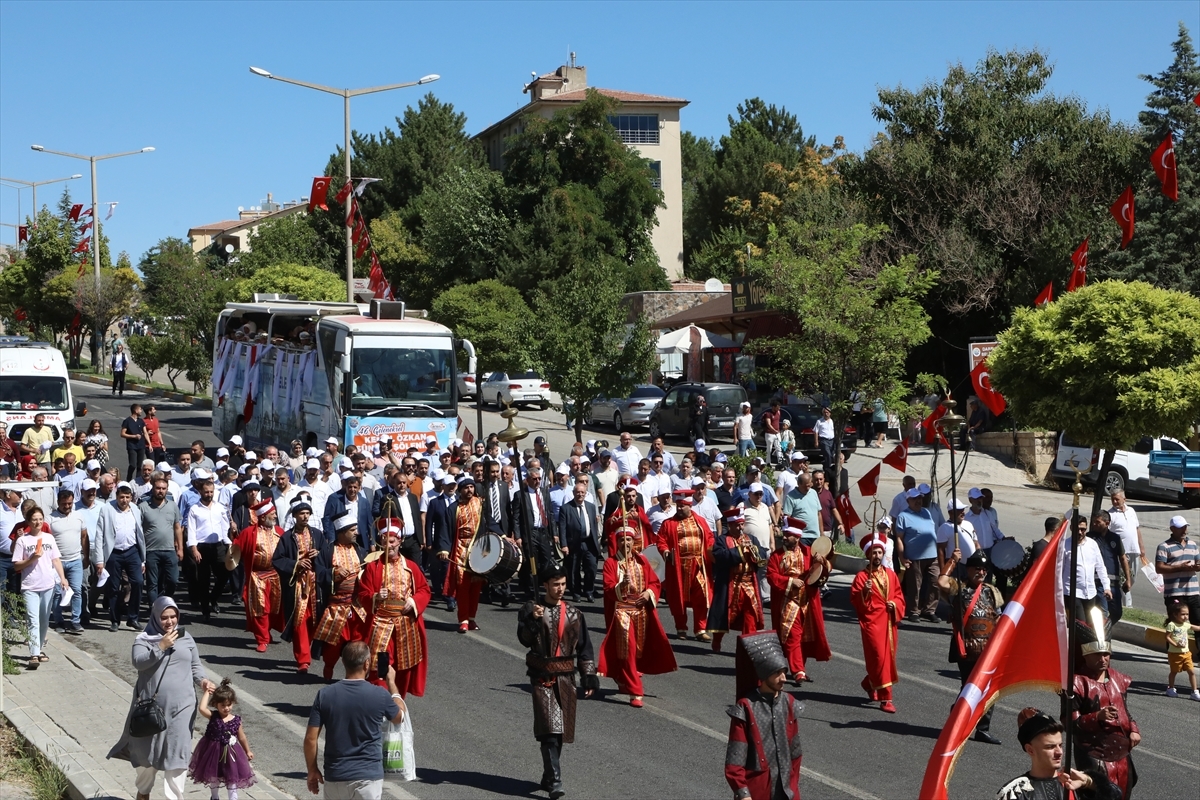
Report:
895,487,940,623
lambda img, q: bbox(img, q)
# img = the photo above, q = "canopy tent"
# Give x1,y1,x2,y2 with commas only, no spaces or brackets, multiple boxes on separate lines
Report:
655,324,740,354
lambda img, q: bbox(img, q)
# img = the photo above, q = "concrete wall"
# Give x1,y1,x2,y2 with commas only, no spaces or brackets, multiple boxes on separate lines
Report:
973,430,1057,479
622,289,728,326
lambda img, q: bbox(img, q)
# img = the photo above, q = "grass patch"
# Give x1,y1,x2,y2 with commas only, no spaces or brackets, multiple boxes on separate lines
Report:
1122,606,1168,629
2,592,27,675
834,540,864,558
0,719,70,800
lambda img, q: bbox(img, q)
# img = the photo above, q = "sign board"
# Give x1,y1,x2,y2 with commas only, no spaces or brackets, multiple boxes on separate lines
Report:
968,339,998,373
345,415,453,453
731,277,767,314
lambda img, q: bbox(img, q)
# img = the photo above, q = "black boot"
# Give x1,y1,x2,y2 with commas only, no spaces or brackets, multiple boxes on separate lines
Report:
546,735,564,799
538,738,555,792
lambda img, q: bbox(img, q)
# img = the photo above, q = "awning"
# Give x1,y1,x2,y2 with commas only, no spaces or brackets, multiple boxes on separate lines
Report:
655,325,740,354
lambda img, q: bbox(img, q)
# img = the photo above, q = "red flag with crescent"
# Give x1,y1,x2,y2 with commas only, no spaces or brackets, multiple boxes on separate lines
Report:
919,404,947,445
857,462,881,497
1109,187,1134,250
80,207,93,216
79,221,92,234
355,230,371,259
68,204,82,221
1066,238,1088,292
1034,282,1053,307
18,225,27,243
970,359,1007,416
1152,133,1178,201
919,519,1069,799
334,180,353,205
308,176,332,212
835,491,862,531
882,441,908,472
72,237,90,254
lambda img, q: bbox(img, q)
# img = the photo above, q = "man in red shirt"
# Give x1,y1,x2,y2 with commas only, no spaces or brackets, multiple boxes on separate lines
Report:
143,405,167,464
760,399,782,467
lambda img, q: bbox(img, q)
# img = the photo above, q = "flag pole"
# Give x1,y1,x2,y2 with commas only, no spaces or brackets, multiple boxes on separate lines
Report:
1061,467,1084,798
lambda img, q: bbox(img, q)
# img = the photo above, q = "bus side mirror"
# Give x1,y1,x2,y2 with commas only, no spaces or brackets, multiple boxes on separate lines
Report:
75,402,88,417
337,354,351,373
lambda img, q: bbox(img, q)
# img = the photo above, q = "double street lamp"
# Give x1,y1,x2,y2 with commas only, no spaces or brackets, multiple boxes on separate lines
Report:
30,144,154,362
248,66,439,303
0,173,83,232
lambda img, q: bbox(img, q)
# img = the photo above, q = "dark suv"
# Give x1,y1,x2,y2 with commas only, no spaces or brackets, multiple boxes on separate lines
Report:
647,382,748,442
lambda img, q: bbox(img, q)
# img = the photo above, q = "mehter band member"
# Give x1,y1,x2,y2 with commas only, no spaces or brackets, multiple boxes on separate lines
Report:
312,513,367,680
938,547,1004,744
226,499,284,653
767,517,830,684
1071,613,1140,800
708,506,766,653
439,476,485,633
517,563,598,800
851,530,905,713
357,526,430,698
658,489,714,641
272,497,320,672
996,708,1113,800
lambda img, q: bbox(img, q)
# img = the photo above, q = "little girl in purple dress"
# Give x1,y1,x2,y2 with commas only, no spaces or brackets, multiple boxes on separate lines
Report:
188,679,256,799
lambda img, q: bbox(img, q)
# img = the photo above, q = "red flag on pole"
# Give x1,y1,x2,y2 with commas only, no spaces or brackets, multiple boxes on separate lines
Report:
334,181,353,205
1109,187,1135,250
1152,133,1178,201
242,346,260,423
857,462,881,497
308,176,332,212
69,312,82,336
881,442,908,472
77,261,85,276
970,359,1007,417
351,216,366,246
18,225,27,243
355,231,371,259
1066,238,1088,292
918,404,948,446
835,491,862,531
1034,282,1053,307
14,307,27,321
81,207,93,216
72,237,90,254
79,221,92,234
68,204,83,221
919,519,1069,799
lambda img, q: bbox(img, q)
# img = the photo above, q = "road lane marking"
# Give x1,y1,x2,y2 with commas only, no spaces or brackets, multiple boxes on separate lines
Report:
468,630,882,800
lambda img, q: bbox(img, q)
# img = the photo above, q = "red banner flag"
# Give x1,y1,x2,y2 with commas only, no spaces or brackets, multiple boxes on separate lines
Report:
919,404,948,445
1152,133,1178,201
80,207,93,216
334,181,353,205
919,519,1069,799
79,221,92,234
72,237,90,254
1109,187,1135,250
835,491,862,531
857,462,881,497
242,346,260,423
1034,282,1053,307
68,204,83,221
13,307,27,322
351,216,366,246
69,312,82,335
355,231,371,259
970,359,1007,417
17,225,27,243
308,176,332,212
881,441,908,472
1066,238,1088,292
1194,91,1199,107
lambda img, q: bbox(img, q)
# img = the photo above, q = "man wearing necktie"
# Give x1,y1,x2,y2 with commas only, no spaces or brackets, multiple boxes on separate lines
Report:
479,459,514,606
559,482,601,602
514,468,559,600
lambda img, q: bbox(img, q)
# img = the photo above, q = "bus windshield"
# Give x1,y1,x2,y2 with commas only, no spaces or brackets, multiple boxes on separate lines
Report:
0,376,69,410
350,343,454,412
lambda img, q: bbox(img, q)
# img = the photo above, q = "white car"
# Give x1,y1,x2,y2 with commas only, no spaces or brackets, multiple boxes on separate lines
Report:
456,372,477,400
481,370,552,409
1052,432,1191,500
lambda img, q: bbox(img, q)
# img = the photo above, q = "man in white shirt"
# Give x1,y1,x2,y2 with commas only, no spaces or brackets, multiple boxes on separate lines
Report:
170,452,194,487
611,432,643,477
297,459,334,537
936,499,976,577
888,476,917,520
964,488,1005,550
274,467,301,523
132,458,156,499
742,482,775,598
94,483,145,631
1062,513,1110,616
186,477,233,619
691,477,721,538
671,458,696,492
1108,491,1146,581
775,452,808,497
49,488,88,634
647,487,676,534
591,450,621,511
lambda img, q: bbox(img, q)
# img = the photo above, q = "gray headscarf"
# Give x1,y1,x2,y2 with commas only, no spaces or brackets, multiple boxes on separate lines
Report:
137,596,180,643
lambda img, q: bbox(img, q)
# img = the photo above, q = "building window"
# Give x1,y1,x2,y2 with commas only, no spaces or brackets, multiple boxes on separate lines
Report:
608,114,659,145
649,161,662,189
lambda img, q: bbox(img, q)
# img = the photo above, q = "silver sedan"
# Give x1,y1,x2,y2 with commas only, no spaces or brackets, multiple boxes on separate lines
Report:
586,385,665,432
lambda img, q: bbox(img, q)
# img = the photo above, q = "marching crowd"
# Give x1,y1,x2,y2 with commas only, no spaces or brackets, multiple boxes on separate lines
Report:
2,405,1198,800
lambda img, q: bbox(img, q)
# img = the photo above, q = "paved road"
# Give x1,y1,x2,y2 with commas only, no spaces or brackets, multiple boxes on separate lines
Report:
69,381,1200,799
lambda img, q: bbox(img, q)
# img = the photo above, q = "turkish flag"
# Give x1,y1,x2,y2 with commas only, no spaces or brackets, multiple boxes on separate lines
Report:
69,312,82,336
18,225,27,243
80,207,93,216
835,491,862,531
68,204,82,221
308,176,332,212
919,519,1069,799
352,216,367,247
919,404,948,446
882,442,908,472
1034,282,1053,307
1194,91,1199,107
355,231,371,259
243,345,260,423
334,181,353,205
970,359,1007,417
1152,133,1178,201
857,462,881,497
79,221,92,234
1109,186,1135,250
14,307,26,322
461,425,475,447
1066,238,1088,292
72,237,90,254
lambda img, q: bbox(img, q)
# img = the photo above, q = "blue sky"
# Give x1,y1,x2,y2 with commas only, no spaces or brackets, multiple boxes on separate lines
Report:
1,1,1194,264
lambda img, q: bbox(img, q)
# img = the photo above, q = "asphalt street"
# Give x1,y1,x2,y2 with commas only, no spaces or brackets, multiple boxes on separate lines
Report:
69,380,1200,799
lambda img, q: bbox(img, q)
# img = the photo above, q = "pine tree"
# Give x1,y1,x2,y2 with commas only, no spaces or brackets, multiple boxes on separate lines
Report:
1099,23,1200,293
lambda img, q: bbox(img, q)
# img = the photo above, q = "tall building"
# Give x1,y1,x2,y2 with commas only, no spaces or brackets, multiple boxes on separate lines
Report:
474,57,688,280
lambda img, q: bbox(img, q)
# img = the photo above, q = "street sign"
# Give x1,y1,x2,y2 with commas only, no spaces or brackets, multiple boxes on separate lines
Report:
731,277,767,314
968,339,998,372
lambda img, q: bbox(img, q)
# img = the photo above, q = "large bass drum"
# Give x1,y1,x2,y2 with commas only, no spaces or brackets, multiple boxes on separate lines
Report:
989,539,1026,579
468,533,524,584
641,544,667,582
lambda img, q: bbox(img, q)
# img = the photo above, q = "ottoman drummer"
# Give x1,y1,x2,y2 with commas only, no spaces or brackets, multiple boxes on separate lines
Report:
437,476,488,633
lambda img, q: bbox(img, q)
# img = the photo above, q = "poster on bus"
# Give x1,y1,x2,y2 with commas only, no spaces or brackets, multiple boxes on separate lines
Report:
345,415,454,454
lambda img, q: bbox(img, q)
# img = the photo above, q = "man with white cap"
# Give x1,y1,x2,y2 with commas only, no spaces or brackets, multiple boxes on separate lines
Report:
1156,515,1199,622
965,486,1008,593
93,482,146,631
775,451,808,497
226,434,246,470
658,489,715,641
781,472,821,546
324,436,341,460
895,486,940,623
851,529,905,713
226,498,285,652
297,458,333,539
936,499,976,579
692,477,721,537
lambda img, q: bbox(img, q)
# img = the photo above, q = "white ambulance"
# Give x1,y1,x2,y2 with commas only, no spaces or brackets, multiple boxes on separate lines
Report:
0,337,86,442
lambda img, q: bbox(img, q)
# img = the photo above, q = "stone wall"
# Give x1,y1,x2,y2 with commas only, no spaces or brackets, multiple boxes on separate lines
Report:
622,289,728,326
973,430,1057,480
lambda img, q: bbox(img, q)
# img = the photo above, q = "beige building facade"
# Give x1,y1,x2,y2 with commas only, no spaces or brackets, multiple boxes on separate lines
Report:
474,61,687,280
187,193,305,255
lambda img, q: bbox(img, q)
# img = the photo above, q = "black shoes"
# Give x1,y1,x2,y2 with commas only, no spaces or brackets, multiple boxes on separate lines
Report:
108,621,119,632
974,730,1002,745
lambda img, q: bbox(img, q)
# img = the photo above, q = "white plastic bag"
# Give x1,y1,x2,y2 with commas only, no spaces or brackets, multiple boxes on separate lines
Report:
382,706,416,781
1140,563,1165,594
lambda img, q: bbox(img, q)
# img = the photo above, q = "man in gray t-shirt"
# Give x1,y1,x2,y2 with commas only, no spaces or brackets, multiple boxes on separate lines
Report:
306,641,404,799
138,475,182,605
49,489,88,633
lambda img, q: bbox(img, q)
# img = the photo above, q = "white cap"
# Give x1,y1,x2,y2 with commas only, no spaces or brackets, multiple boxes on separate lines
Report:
691,476,707,487
967,487,984,500
260,459,275,471
115,481,133,493
740,401,751,409
426,435,437,443
156,461,171,472
918,482,932,495
751,456,765,467
85,459,101,472
877,515,893,529
441,474,457,486
305,458,320,470
749,482,764,493
790,452,808,462
244,450,258,462
905,488,921,499
216,447,230,457
555,463,570,476
947,499,968,511
694,438,706,450
338,456,353,470
81,478,99,491
325,436,339,445
1170,515,1189,529
305,447,320,458
192,468,212,481
339,470,355,481
229,435,243,446
214,460,228,471
451,438,463,447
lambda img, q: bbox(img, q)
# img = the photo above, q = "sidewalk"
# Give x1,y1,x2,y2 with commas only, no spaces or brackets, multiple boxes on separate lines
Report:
1,633,294,800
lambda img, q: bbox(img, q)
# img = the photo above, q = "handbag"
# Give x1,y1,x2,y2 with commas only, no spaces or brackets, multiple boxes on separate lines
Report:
129,652,171,738
382,705,416,781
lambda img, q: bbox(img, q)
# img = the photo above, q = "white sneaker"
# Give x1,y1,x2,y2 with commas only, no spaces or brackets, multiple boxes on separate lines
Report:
1190,691,1200,701
1165,687,1178,697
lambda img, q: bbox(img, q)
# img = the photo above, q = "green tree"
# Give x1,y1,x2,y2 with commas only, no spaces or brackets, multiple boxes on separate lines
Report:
412,165,512,290
746,222,936,447
369,210,432,308
138,239,234,356
233,213,337,277
236,263,346,302
989,280,1200,516
43,266,141,368
138,237,199,306
1097,23,1200,294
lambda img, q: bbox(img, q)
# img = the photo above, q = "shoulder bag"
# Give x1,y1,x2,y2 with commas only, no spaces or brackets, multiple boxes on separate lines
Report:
129,651,171,738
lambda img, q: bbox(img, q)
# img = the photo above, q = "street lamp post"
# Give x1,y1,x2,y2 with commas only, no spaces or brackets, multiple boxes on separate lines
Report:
30,145,154,364
0,173,83,225
935,396,967,554
248,66,439,303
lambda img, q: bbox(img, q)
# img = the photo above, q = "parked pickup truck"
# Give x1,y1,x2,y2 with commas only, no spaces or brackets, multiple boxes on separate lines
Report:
1051,432,1191,503
1148,450,1200,508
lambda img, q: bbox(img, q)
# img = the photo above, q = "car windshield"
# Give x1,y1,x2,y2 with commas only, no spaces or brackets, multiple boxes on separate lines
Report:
350,346,453,411
0,376,69,410
630,386,665,399
706,388,745,408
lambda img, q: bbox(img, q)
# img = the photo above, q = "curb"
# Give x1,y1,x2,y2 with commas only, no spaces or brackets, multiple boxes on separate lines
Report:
1112,618,1199,657
69,371,212,409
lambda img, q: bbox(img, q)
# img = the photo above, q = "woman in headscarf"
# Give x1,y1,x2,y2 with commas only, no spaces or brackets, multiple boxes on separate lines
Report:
108,596,216,800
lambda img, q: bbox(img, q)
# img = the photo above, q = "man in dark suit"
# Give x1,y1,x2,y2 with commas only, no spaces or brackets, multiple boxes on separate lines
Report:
373,472,423,561
559,482,601,602
425,474,458,608
604,475,647,519
321,473,372,548
512,467,559,600
478,458,515,605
